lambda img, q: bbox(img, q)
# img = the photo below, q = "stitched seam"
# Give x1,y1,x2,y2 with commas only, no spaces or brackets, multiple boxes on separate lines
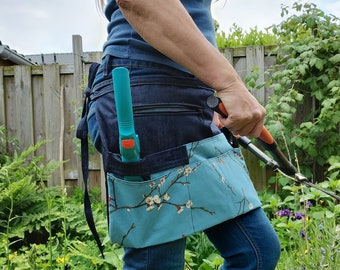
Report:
234,219,262,270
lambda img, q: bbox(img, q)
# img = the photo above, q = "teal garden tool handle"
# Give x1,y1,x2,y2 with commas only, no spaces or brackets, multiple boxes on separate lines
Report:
113,67,141,181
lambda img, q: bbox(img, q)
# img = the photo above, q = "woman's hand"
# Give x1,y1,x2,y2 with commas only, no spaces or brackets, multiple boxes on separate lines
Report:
216,78,266,138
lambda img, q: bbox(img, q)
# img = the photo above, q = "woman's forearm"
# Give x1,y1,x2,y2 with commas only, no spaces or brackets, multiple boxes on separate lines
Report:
115,0,237,90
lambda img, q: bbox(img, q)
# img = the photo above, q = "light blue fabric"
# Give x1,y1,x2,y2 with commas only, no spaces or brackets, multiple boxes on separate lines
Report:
102,0,216,73
106,133,262,248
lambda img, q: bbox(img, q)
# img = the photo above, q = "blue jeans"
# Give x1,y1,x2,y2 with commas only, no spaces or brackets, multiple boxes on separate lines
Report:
123,208,280,270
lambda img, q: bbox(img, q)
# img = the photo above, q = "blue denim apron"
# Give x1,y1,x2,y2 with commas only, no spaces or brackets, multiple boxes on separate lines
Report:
87,56,261,247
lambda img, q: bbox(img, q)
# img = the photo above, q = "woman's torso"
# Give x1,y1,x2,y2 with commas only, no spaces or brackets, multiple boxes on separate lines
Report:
102,0,216,73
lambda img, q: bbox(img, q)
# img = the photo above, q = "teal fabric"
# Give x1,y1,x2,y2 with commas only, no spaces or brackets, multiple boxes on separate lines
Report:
106,134,261,248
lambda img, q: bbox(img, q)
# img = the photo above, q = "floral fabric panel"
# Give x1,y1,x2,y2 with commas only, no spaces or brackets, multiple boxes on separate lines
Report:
106,133,261,248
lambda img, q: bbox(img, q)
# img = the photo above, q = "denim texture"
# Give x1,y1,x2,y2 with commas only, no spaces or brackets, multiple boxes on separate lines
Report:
88,57,220,172
123,208,280,270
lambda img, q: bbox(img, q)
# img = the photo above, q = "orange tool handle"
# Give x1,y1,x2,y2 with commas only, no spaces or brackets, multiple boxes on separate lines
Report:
208,95,275,145
207,96,296,175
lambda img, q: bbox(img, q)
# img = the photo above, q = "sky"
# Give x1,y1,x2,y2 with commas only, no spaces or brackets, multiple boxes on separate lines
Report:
1,0,340,55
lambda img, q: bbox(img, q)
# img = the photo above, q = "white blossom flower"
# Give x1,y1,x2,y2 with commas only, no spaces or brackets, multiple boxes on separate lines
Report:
164,193,170,201
145,196,154,205
158,177,166,187
184,166,192,176
146,205,155,211
249,203,254,210
186,200,193,208
149,182,156,188
153,195,161,204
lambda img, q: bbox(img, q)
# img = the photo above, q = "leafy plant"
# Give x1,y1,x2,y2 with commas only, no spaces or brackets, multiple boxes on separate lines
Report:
215,22,278,48
260,174,340,269
0,126,19,165
185,232,220,269
264,1,340,178
215,22,279,48
0,128,123,269
0,139,61,269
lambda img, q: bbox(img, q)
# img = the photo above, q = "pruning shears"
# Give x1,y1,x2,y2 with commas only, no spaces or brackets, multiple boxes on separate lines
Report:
207,95,340,201
113,67,142,181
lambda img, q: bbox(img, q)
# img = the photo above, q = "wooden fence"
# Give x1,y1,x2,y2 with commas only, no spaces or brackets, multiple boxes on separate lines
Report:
0,35,280,198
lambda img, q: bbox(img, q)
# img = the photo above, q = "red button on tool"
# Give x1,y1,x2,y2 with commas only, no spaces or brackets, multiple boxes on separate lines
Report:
122,139,135,149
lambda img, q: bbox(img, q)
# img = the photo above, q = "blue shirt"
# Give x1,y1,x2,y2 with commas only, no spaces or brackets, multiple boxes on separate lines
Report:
103,0,216,72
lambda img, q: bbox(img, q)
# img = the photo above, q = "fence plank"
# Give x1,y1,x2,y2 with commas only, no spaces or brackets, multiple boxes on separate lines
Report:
14,66,35,149
222,48,234,65
61,72,82,185
31,70,47,161
246,46,266,102
4,67,16,143
0,67,5,126
43,64,61,187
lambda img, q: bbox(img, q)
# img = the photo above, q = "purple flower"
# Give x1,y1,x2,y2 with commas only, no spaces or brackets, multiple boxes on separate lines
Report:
276,209,291,217
307,201,313,208
299,230,306,238
292,212,305,220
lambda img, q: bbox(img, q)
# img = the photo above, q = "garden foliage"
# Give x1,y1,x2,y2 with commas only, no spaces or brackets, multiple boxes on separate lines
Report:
215,22,279,48
264,2,340,179
1,1,339,269
0,126,123,269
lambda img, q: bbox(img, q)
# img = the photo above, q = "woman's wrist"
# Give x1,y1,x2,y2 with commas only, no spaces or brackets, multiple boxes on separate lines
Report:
209,61,244,92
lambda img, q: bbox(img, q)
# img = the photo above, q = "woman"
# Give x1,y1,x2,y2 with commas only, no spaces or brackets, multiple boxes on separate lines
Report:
88,0,281,269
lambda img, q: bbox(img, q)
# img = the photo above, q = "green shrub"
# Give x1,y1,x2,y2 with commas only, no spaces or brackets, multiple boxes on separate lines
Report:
265,2,340,178
216,22,279,48
0,127,123,269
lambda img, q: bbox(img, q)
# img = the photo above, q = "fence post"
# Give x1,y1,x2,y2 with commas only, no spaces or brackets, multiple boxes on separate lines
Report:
73,35,84,88
72,35,86,189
